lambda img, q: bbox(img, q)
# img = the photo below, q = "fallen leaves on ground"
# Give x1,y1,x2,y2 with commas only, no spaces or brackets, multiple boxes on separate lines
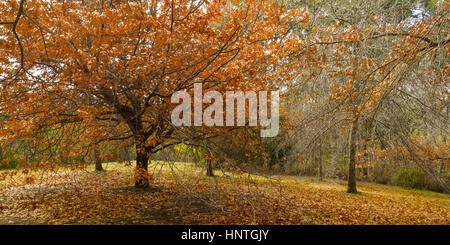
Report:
0,164,448,225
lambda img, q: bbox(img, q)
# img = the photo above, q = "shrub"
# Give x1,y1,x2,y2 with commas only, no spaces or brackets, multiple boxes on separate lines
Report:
394,168,425,189
272,163,281,173
335,158,348,180
0,150,20,170
284,162,301,175
370,163,392,185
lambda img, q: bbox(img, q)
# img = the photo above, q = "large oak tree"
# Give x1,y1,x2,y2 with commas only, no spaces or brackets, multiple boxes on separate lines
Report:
0,0,309,187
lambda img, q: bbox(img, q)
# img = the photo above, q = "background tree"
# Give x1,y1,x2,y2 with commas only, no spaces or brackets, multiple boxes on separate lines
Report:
278,0,448,193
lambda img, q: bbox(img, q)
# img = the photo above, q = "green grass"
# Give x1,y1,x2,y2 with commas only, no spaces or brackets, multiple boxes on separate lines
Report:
379,184,450,198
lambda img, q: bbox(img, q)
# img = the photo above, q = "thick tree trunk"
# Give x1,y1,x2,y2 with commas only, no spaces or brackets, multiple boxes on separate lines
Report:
347,117,359,194
135,144,150,189
94,149,104,171
95,157,104,171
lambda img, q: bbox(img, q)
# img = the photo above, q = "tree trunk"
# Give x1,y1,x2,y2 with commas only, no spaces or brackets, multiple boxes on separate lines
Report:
361,119,373,180
362,142,368,179
135,144,150,188
362,163,368,178
94,149,104,171
316,142,323,181
440,133,446,175
124,147,132,166
205,149,215,177
331,129,338,178
206,159,214,177
439,162,445,175
347,117,359,194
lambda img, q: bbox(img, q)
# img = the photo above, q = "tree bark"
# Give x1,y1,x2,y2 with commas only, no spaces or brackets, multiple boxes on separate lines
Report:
361,119,373,179
347,117,359,194
124,147,133,166
331,129,338,178
316,142,323,181
439,162,445,175
205,149,215,177
135,144,150,188
440,133,446,175
94,149,104,171
206,159,214,177
362,141,368,179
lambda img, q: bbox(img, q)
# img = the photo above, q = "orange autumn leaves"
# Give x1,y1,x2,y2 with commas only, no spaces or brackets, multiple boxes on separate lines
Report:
0,0,309,170
0,165,448,225
0,0,448,191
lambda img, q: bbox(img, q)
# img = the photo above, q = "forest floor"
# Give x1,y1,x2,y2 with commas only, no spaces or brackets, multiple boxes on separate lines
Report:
0,161,448,225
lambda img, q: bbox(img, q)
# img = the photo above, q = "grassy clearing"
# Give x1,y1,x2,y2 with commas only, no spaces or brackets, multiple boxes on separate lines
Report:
0,161,448,225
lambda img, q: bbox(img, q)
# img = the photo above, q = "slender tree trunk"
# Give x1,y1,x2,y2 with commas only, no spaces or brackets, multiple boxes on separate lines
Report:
206,159,214,177
362,141,368,179
135,143,150,188
94,149,104,171
347,117,359,194
441,107,449,175
205,150,215,177
331,129,338,178
361,120,373,179
124,147,132,166
316,142,323,181
439,162,444,175
440,132,446,175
